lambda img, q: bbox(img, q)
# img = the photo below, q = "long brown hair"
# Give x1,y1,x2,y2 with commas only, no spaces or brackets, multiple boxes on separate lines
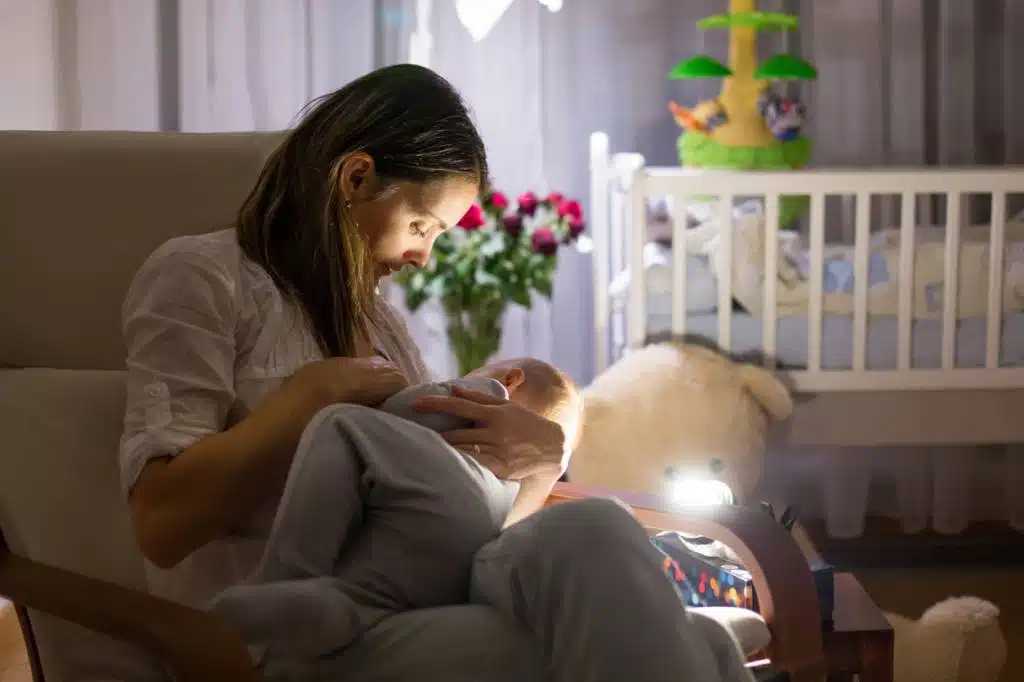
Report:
237,64,488,358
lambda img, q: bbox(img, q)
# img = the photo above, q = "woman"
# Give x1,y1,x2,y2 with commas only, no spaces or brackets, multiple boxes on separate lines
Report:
120,64,743,682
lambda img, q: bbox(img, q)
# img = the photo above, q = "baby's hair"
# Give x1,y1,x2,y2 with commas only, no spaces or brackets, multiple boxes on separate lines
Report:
500,358,583,447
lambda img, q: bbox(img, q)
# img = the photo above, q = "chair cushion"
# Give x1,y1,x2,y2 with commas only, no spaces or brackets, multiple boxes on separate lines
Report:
694,606,772,657
0,368,167,681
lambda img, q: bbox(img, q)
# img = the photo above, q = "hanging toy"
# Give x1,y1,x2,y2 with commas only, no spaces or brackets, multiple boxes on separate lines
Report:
669,100,729,135
669,101,705,132
757,88,806,142
703,100,729,131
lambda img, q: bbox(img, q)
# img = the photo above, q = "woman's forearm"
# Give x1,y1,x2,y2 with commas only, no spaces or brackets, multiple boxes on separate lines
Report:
129,390,325,569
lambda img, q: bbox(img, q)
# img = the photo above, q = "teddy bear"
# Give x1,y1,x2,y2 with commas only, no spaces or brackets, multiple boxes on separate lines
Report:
571,341,1007,682
888,597,1006,682
570,340,794,505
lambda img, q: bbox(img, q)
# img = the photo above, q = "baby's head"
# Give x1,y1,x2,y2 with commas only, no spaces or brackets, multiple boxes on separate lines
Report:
468,358,582,447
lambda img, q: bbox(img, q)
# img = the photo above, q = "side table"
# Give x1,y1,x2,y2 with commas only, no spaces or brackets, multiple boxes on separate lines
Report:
824,573,894,682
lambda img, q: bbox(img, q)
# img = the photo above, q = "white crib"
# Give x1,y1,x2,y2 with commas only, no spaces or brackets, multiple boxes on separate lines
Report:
589,131,1024,453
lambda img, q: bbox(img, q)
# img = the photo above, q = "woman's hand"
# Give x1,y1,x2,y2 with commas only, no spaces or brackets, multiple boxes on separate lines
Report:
284,356,410,412
411,385,569,481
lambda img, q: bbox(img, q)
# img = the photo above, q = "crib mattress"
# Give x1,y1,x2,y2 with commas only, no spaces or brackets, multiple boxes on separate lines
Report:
645,306,1024,370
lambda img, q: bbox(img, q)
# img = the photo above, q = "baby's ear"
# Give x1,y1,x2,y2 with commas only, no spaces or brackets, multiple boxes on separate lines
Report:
500,367,526,393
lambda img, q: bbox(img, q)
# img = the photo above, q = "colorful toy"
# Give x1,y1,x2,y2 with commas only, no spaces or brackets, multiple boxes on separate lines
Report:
668,0,818,228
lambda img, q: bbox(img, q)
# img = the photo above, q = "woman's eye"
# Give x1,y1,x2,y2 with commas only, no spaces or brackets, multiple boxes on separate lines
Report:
409,222,428,237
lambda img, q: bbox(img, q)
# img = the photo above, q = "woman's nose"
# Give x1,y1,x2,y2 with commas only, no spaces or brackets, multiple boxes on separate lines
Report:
402,250,429,268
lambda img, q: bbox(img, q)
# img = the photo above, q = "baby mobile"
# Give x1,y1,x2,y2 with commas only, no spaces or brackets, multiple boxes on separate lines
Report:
668,0,817,228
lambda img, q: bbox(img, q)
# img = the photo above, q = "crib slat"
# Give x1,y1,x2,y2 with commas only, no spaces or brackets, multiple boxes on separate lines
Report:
986,192,1007,369
590,133,611,374
762,193,780,367
897,192,916,371
670,194,689,338
807,193,826,372
629,170,648,350
941,192,961,370
853,192,872,372
717,194,734,352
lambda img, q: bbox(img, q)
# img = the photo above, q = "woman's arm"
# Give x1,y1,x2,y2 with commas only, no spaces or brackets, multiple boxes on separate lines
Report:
129,384,326,569
120,248,407,569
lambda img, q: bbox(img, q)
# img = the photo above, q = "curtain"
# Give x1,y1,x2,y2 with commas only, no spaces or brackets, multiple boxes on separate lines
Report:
3,0,1023,536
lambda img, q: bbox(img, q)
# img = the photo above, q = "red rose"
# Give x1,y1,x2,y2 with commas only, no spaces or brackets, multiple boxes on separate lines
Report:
543,192,564,206
557,199,582,220
517,191,539,217
531,227,558,256
487,191,509,211
503,214,524,238
565,217,586,242
457,204,486,230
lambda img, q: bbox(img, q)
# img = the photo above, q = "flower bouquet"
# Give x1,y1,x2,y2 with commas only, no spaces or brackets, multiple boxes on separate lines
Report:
394,188,592,374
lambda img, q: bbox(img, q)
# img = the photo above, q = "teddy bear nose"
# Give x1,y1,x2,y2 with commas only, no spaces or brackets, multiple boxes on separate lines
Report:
664,467,679,479
709,458,725,474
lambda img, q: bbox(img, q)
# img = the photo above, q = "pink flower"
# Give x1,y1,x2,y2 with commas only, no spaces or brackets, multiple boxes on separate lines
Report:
565,217,586,242
557,199,582,220
517,191,539,217
543,192,564,206
487,191,509,211
457,204,486,230
531,227,558,256
503,214,524,238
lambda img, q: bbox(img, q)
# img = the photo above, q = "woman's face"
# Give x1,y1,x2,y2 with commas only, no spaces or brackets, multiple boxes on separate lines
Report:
341,155,479,279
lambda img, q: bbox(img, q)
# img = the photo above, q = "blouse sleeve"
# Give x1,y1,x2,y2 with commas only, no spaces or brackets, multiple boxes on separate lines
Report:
118,246,239,497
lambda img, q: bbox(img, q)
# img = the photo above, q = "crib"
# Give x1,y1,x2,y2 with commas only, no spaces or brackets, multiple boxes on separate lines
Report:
589,131,1024,451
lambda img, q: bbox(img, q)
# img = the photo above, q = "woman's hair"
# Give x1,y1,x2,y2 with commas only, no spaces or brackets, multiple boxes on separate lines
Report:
237,64,488,358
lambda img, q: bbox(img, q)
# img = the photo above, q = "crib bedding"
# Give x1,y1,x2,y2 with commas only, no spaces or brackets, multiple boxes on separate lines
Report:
644,306,1024,370
720,214,1024,322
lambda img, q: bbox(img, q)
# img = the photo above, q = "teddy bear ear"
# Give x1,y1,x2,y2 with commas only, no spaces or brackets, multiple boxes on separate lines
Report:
736,364,794,421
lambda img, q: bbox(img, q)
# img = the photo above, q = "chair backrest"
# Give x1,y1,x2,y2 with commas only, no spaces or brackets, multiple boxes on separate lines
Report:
0,131,283,681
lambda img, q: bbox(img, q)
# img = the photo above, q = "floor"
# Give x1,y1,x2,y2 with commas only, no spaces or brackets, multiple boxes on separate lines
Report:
855,567,1024,682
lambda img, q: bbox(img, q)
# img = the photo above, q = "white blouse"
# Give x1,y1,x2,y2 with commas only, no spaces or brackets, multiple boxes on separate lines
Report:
119,229,429,607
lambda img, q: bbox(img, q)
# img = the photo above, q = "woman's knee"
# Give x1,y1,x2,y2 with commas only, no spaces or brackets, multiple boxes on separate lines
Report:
522,497,647,553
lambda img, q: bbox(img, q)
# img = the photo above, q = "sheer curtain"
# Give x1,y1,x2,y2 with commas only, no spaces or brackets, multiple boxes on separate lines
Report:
3,0,1023,536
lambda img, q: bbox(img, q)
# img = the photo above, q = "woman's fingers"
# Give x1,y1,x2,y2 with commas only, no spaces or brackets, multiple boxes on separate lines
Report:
449,384,509,405
411,394,493,422
441,428,500,446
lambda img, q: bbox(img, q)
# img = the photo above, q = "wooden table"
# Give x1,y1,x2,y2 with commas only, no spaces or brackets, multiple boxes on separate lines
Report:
824,573,894,682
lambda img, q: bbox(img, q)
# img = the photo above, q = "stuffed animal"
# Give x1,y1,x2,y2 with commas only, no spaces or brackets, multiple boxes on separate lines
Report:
887,597,1006,682
571,341,793,504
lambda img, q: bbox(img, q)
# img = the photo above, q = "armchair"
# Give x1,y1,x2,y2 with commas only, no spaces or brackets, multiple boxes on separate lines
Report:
0,131,823,682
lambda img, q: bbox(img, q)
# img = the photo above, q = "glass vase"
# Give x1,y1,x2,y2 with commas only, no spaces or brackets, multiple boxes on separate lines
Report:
444,300,507,376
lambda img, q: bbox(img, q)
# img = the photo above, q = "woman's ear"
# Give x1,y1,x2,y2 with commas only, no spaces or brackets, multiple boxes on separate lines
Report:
339,152,376,202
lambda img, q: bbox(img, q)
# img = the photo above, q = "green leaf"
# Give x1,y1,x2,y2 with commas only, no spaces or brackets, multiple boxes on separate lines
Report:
668,55,732,80
755,53,818,81
697,11,798,31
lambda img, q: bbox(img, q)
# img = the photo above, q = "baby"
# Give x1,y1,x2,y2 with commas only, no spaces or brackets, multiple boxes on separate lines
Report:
210,357,580,668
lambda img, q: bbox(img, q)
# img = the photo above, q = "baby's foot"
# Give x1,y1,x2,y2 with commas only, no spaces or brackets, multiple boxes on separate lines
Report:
209,577,360,658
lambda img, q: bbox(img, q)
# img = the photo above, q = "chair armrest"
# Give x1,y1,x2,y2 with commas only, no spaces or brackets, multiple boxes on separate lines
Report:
547,482,826,681
0,530,260,682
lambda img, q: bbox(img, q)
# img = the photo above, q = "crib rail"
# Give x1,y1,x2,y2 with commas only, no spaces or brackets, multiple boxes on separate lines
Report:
589,132,1024,392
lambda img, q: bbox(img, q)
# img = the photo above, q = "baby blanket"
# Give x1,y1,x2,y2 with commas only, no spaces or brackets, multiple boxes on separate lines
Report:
209,378,518,664
710,211,1024,320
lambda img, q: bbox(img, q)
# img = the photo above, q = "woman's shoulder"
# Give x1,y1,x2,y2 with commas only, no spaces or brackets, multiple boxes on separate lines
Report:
142,229,243,276
125,229,250,319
